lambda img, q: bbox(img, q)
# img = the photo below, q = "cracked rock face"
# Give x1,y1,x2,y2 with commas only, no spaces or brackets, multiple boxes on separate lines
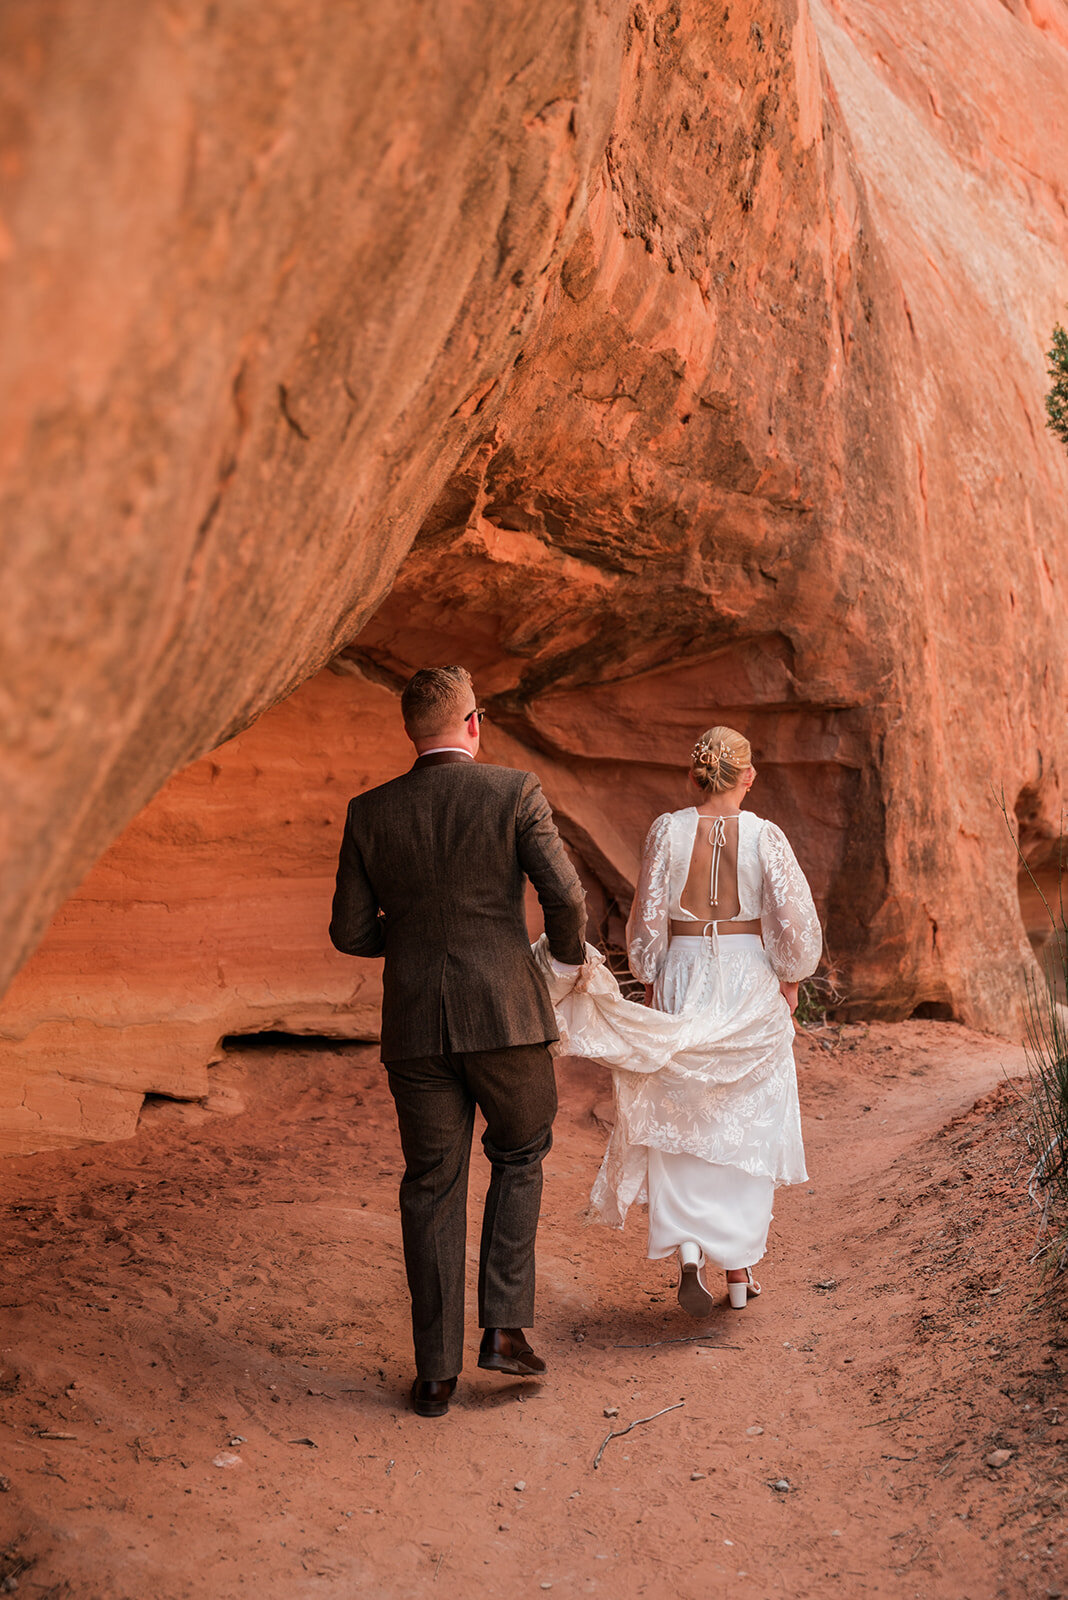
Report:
2,0,1068,1149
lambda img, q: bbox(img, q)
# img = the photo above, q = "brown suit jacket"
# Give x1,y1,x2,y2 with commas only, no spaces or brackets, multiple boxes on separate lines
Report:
329,754,587,1062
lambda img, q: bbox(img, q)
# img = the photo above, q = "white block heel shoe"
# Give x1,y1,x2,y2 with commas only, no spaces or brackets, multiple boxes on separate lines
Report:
727,1267,761,1309
677,1242,715,1318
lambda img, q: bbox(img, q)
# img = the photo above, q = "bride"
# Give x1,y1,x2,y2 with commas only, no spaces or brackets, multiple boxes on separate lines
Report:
534,725,821,1315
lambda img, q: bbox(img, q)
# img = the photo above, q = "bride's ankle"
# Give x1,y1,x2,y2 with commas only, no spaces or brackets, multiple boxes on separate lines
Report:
725,1268,749,1282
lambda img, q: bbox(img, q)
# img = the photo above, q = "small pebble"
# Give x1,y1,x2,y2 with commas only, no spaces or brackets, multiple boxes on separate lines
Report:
540,1586,552,1592
745,1426,764,1437
843,1356,855,1364
985,1449,1013,1469
772,1478,790,1493
690,1471,706,1481
498,1524,510,1532
603,1406,619,1418
514,1480,526,1492
228,1435,246,1446
212,1453,242,1469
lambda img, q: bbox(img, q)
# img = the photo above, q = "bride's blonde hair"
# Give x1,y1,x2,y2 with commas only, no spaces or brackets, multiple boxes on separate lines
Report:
690,725,752,794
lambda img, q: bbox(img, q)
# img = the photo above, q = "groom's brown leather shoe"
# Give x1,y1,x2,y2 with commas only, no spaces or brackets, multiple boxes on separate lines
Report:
410,1377,457,1417
477,1327,547,1377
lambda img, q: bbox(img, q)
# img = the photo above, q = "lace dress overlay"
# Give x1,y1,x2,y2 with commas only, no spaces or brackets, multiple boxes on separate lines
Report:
533,808,822,1232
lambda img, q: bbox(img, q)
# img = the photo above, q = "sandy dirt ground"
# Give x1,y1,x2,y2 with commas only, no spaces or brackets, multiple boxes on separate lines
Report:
1,1020,1065,1600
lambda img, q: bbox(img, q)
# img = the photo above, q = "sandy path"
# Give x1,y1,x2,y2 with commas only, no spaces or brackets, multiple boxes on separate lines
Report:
1,1021,1065,1599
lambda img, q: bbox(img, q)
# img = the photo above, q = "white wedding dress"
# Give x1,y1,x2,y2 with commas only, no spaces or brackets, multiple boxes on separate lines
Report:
532,808,821,1272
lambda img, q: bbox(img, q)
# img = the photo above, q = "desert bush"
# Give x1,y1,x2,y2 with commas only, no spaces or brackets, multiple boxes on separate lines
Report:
795,969,844,1029
1046,320,1068,451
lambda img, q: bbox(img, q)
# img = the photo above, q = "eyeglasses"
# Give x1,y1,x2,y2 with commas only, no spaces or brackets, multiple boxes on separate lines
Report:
465,707,486,725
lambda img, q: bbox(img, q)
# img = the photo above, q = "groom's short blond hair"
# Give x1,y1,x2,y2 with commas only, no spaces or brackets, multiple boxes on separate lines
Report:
401,666,474,738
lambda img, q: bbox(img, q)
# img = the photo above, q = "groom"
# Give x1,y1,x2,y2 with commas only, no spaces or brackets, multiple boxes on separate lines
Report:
329,666,587,1417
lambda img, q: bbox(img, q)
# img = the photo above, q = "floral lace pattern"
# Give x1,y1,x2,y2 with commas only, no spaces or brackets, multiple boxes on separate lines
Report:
756,819,823,983
626,809,821,984
534,810,821,1231
625,812,673,983
532,935,809,1227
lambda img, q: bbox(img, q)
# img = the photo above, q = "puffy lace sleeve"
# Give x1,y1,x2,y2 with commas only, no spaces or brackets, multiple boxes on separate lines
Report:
759,820,822,983
625,813,673,983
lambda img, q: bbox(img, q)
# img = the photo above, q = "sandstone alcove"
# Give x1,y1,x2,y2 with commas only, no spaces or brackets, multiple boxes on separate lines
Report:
1,0,1067,1158
3,5,1068,1597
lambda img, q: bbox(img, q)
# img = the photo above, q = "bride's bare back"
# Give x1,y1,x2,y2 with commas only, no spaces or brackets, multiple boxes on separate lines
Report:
679,813,742,923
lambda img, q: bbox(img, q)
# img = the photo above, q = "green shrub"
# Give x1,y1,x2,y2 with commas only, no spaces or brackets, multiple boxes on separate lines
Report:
1046,321,1068,451
795,970,844,1029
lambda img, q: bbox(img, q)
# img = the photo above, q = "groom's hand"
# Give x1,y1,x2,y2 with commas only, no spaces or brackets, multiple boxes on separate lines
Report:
549,955,584,993
643,983,654,1007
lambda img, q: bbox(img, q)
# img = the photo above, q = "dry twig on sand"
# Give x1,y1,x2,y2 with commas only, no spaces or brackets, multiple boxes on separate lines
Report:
592,1400,684,1469
612,1335,739,1350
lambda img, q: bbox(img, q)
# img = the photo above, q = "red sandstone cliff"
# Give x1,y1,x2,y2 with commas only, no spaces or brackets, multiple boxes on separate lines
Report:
2,0,1068,1150
0,0,628,994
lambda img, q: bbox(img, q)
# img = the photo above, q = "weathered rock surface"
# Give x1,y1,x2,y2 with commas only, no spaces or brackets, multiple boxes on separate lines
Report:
2,0,1068,1149
353,0,1068,1026
0,667,400,1149
0,0,628,996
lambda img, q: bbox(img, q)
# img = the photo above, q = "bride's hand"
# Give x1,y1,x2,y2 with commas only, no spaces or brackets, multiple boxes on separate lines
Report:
643,983,655,1007
780,981,799,1013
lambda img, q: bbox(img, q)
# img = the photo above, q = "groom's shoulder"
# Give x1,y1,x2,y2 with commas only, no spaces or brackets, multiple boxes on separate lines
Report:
473,761,533,785
468,762,538,802
345,761,534,812
343,769,418,822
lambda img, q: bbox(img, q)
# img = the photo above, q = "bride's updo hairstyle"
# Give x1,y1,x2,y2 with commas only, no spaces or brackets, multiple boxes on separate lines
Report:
690,725,752,794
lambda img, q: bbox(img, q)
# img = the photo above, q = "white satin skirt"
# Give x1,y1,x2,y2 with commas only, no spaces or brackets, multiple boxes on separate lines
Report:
646,1147,774,1270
